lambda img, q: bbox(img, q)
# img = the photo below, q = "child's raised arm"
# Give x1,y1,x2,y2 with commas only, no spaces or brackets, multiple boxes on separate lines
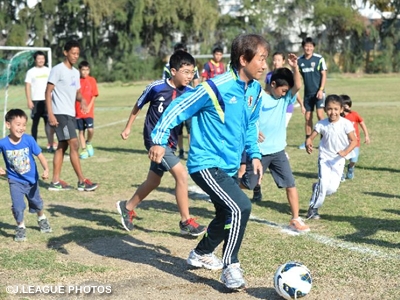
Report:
36,153,49,180
0,166,6,176
360,121,370,144
305,130,318,154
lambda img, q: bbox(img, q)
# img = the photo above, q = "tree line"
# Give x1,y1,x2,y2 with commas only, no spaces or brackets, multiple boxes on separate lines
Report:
1,0,399,82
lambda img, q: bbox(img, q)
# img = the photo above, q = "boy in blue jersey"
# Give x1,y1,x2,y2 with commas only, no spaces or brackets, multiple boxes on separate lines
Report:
149,34,269,290
297,37,327,149
116,50,206,237
0,109,52,242
239,54,310,233
163,43,200,159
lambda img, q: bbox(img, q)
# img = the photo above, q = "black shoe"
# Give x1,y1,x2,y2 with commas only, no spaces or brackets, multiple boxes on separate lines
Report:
179,218,207,236
306,207,320,220
252,186,262,202
179,149,185,159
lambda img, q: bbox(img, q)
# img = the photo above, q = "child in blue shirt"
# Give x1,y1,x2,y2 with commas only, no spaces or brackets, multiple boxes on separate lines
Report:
239,54,309,233
0,109,52,242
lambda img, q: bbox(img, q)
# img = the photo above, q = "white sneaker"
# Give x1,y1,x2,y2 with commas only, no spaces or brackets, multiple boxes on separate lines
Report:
221,263,246,290
187,249,223,270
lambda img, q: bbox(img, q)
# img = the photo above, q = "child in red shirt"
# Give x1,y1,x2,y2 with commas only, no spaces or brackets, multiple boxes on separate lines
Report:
75,61,99,159
341,94,370,180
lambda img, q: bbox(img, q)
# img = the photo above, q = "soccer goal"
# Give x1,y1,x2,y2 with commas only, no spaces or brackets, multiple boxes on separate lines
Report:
0,46,52,137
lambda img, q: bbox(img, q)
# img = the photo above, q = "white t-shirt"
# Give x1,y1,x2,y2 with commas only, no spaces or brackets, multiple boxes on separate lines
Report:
24,66,50,101
315,117,355,160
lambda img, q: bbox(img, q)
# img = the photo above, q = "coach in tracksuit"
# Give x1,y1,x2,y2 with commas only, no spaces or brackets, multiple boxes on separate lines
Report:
149,33,269,290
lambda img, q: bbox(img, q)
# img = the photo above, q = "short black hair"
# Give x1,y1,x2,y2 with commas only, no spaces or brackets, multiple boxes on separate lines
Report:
169,50,195,70
173,43,187,52
270,68,294,88
230,34,270,70
325,94,343,107
302,37,316,47
33,51,46,60
340,94,352,107
5,109,27,122
272,51,285,60
213,46,223,54
64,40,80,52
79,60,90,69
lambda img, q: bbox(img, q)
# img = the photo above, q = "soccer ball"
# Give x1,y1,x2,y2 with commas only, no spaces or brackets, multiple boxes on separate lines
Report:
274,261,312,299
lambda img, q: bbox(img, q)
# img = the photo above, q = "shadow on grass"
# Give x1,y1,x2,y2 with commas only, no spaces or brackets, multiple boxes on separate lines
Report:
0,222,16,238
363,191,399,199
136,199,215,220
95,146,147,155
46,226,230,293
357,165,400,173
246,287,282,299
252,200,293,216
321,214,400,249
292,171,318,179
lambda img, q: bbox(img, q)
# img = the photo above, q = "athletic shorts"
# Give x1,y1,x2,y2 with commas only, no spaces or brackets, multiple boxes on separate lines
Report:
304,93,325,112
52,115,77,141
178,118,192,135
9,179,43,223
240,150,295,190
149,146,180,177
76,117,94,131
31,101,48,121
349,147,360,163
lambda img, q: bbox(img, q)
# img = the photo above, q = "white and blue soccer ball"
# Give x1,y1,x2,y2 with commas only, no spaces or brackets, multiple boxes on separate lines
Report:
274,261,312,299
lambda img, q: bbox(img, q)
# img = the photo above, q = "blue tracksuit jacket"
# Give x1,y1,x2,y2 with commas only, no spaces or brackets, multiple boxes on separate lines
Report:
152,69,262,176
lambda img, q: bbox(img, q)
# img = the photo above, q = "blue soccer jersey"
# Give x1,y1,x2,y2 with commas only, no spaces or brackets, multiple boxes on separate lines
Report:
138,79,192,150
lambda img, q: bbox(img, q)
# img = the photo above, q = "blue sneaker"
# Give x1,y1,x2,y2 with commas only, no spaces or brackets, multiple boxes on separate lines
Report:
347,166,355,179
86,143,94,157
341,172,346,182
298,142,306,150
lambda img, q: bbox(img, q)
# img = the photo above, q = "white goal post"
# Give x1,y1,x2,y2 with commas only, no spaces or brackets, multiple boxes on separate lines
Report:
0,46,52,137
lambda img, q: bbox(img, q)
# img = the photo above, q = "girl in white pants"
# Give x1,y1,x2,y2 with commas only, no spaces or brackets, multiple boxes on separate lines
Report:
305,94,358,219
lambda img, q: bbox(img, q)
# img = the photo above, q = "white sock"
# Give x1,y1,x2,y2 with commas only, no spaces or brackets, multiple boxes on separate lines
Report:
38,214,46,221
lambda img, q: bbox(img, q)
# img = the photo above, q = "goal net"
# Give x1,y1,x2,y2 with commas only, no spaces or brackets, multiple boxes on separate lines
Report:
0,46,52,137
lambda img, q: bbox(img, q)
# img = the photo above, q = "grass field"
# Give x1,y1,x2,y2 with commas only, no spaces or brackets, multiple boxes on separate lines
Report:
0,74,399,300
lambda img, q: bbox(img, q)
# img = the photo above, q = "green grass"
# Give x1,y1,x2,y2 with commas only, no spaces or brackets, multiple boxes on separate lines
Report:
0,75,399,299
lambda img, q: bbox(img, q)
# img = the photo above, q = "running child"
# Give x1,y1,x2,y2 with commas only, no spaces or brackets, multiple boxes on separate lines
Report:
239,54,310,233
340,94,370,180
0,109,52,242
306,95,358,219
116,50,206,237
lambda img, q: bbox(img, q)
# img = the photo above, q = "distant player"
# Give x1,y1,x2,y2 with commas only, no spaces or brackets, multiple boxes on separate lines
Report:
340,94,370,180
25,51,56,152
0,109,52,242
116,50,206,237
45,40,98,192
298,37,327,149
306,95,357,219
75,61,99,159
200,46,225,81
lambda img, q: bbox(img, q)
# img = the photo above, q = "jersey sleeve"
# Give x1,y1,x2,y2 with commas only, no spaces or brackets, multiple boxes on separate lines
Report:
47,66,59,85
151,85,209,147
201,63,211,79
244,89,262,160
25,69,32,83
91,77,99,97
137,83,156,109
